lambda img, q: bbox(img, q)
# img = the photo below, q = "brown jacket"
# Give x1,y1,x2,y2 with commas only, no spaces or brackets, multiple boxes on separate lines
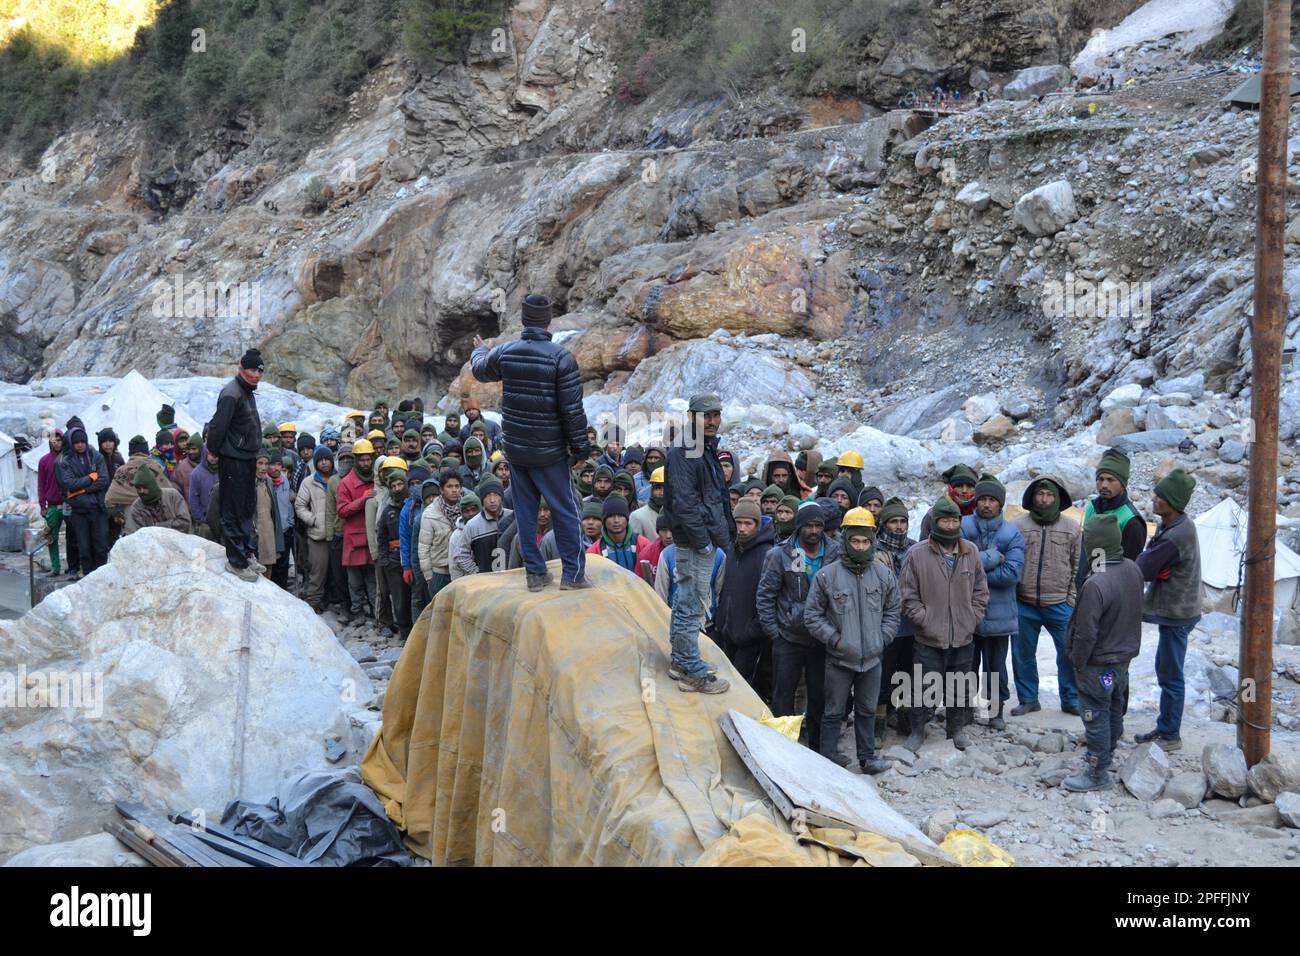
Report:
106,454,168,510
256,480,279,567
1012,475,1080,608
898,537,989,649
123,487,192,536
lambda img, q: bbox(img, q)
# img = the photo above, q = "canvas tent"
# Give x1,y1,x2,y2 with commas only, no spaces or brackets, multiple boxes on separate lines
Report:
1223,73,1300,109
1195,497,1300,610
15,371,203,501
0,431,21,501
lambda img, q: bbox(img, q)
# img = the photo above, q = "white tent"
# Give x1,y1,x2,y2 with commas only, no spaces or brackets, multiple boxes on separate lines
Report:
1195,497,1300,609
0,430,21,500
16,371,203,500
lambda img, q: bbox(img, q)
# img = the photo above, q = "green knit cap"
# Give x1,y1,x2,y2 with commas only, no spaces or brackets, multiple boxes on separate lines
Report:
582,499,605,520
132,465,161,504
262,424,278,438
779,494,802,512
941,463,978,486
1084,513,1123,563
762,484,784,503
459,491,481,512
594,464,614,482
929,496,961,523
1096,447,1131,487
613,470,636,492
879,496,909,525
1154,468,1196,513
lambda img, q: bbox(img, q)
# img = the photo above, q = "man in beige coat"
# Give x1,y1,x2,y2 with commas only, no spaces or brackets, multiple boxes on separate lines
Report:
417,471,462,600
897,497,988,752
295,446,336,612
1010,474,1082,717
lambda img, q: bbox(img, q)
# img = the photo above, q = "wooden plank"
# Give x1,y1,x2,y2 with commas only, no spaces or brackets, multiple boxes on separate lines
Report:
105,821,190,868
168,810,311,867
116,802,252,868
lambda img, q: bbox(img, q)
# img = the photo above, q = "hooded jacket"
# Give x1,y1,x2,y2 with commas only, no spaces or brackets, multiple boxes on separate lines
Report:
960,512,1025,636
187,449,219,525
336,469,375,566
468,330,587,467
796,449,824,498
714,520,777,649
755,533,844,647
762,450,799,497
38,442,63,509
1011,474,1081,608
54,429,109,514
805,558,902,671
107,454,169,511
898,537,989,650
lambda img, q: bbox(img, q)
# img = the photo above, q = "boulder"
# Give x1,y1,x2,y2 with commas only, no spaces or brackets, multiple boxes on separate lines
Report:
1003,64,1072,100
1100,383,1143,412
974,413,1015,444
787,422,818,449
1218,439,1247,464
1148,798,1185,820
0,528,371,862
954,181,991,213
1114,429,1188,454
1164,771,1208,809
1277,792,1300,828
962,392,1001,425
1246,749,1300,803
746,403,789,436
1154,371,1205,399
1096,407,1138,445
1119,743,1171,801
822,424,980,486
871,384,967,436
1203,742,1249,799
619,339,815,413
1012,180,1078,236
2,832,147,867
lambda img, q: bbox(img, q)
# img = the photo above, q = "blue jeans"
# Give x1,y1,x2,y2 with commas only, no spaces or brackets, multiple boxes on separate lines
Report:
511,459,586,584
1155,622,1196,738
1013,602,1078,708
669,543,716,679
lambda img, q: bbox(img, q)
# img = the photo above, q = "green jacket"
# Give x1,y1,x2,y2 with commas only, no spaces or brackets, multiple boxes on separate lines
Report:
805,559,902,671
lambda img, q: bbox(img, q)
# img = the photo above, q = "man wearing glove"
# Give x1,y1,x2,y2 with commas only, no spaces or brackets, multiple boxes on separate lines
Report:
55,425,111,577
662,393,735,694
470,294,590,591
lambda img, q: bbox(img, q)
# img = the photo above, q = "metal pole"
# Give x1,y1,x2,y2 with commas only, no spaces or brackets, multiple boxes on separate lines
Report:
1240,0,1289,765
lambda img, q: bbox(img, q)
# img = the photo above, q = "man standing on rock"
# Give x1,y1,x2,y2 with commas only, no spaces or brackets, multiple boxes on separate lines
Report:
1077,447,1147,590
1063,514,1145,792
1010,475,1081,717
663,393,735,694
1134,468,1202,753
960,474,1024,730
470,294,590,590
207,349,265,582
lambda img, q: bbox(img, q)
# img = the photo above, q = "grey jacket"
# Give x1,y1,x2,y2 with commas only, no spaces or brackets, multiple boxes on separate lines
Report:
805,560,901,671
755,535,843,647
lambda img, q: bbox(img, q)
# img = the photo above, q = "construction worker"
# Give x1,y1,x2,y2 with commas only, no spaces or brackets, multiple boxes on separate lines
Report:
805,508,900,773
835,449,866,494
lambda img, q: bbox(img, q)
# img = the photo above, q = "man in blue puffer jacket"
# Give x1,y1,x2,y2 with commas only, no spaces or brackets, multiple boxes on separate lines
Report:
961,474,1025,729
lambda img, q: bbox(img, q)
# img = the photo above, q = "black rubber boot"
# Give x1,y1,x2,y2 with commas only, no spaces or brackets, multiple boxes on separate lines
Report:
904,712,927,753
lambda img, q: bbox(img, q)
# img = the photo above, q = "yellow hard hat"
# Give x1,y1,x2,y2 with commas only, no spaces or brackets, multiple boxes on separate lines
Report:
841,507,877,529
651,466,665,484
278,422,296,433
345,409,365,421
490,450,504,462
351,438,375,455
837,450,865,470
382,456,409,472
367,429,385,441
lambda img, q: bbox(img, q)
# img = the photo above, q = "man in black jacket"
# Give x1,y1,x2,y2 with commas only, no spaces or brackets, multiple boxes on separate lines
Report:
662,393,734,694
1063,514,1145,792
207,349,265,581
470,294,590,591
715,498,776,702
56,425,111,577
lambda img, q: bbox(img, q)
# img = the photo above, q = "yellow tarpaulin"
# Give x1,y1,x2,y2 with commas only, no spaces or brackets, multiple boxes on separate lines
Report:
361,556,780,866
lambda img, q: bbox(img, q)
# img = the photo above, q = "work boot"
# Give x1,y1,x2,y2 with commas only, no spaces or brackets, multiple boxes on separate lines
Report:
526,571,554,592
950,727,970,751
560,576,593,590
859,752,892,775
989,717,1006,732
1134,729,1181,751
668,661,716,681
1010,701,1041,717
1063,755,1113,792
904,713,927,754
677,672,730,695
225,561,259,583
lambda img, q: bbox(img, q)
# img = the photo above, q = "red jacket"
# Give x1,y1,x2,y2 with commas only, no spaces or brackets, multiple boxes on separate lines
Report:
38,451,63,508
587,533,658,582
335,470,375,566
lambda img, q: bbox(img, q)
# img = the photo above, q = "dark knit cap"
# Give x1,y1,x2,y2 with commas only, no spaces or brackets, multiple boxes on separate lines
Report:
879,496,909,526
263,423,279,438
974,472,1006,507
622,447,644,466
1154,468,1196,513
97,427,120,446
942,463,978,486
827,477,857,502
157,403,175,424
602,495,629,519
656,513,672,532
816,496,843,532
734,498,762,522
155,428,174,446
779,494,801,513
795,501,826,531
1096,447,1131,486
522,293,553,327
129,435,149,456
594,464,614,482
815,460,836,478
313,445,334,466
613,470,636,491
582,499,605,520
1084,513,1124,563
476,476,504,499
297,433,316,451
187,433,203,450
761,484,783,503
858,485,885,506
240,348,265,370
460,491,481,511
930,496,962,523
